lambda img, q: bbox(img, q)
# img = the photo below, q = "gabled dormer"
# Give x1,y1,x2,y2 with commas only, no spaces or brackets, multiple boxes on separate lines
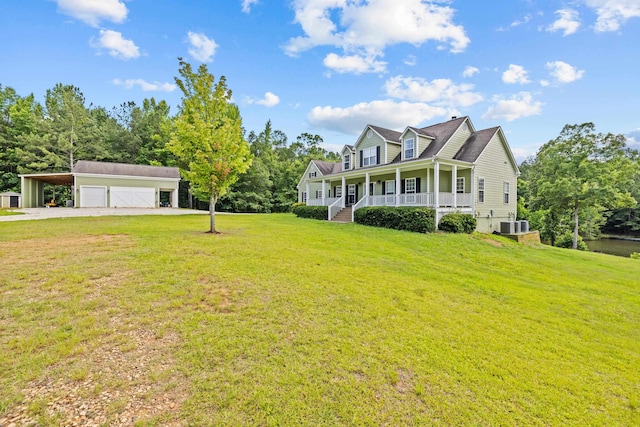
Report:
400,127,435,161
341,145,355,171
353,125,402,168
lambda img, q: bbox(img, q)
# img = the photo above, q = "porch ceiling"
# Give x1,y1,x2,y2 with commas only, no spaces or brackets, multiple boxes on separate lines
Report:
23,173,74,186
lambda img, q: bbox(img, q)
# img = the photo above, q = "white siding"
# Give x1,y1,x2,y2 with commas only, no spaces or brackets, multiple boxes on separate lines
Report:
438,121,473,158
473,133,518,233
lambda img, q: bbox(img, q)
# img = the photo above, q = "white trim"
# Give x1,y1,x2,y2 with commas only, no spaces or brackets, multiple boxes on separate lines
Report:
478,177,485,204
74,172,178,182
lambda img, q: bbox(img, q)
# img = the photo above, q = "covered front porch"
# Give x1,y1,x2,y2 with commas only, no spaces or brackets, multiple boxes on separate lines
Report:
305,159,475,221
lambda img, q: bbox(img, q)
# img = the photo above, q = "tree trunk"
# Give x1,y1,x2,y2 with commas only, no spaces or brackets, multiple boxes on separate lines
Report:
209,195,218,234
573,202,579,250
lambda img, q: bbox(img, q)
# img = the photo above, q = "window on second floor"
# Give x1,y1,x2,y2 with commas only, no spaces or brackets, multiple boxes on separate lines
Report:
308,171,317,178
362,146,377,166
343,153,350,170
404,138,415,159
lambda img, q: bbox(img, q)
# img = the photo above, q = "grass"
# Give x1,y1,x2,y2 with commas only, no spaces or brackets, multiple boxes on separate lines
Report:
1,213,639,425
0,208,23,216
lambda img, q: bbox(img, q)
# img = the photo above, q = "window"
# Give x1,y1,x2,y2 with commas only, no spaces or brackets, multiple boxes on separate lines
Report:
405,178,416,193
404,138,415,159
362,147,377,166
335,186,342,197
385,180,395,194
369,182,376,196
456,177,465,194
309,171,317,178
343,153,350,170
302,192,307,203
316,190,323,199
504,182,510,204
478,178,485,203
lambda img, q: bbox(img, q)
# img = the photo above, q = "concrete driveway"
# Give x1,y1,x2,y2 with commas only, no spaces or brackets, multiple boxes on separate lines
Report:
0,208,209,222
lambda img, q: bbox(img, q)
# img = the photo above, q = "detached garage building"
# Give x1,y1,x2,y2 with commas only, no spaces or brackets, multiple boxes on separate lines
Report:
20,160,180,208
0,191,21,208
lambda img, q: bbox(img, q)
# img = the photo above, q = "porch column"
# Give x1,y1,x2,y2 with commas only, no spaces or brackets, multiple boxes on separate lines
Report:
426,167,431,204
172,184,179,208
470,166,476,213
434,161,440,208
321,179,326,205
395,168,401,206
305,182,310,203
341,176,346,208
365,173,370,206
452,164,457,208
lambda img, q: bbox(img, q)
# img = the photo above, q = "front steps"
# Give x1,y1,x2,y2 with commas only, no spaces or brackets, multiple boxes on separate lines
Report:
331,206,353,222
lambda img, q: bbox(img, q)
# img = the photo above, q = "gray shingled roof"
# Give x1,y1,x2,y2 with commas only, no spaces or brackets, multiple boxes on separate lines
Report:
369,125,402,143
417,116,467,159
72,160,180,179
453,127,499,162
312,160,342,175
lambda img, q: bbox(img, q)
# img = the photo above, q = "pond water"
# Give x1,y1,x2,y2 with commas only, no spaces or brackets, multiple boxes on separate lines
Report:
585,238,640,257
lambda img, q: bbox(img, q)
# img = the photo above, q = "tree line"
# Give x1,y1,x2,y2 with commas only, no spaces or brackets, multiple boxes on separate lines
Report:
518,123,640,249
0,79,338,213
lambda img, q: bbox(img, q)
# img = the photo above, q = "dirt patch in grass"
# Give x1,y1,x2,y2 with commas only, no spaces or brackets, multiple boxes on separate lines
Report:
0,326,188,426
481,238,504,247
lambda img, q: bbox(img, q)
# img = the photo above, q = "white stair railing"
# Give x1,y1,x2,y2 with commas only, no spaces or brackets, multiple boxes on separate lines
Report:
351,196,367,222
328,197,344,220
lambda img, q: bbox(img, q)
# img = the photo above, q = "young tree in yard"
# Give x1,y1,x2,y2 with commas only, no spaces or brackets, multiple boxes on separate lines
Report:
529,123,637,249
168,59,252,233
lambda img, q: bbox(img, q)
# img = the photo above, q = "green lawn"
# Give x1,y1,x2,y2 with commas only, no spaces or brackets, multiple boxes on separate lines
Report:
1,214,639,426
0,209,23,216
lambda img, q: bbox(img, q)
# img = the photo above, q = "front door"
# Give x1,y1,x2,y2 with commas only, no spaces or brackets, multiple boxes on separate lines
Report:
347,184,356,206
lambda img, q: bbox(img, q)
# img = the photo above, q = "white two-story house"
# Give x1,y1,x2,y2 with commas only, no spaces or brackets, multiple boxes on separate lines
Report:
297,116,520,233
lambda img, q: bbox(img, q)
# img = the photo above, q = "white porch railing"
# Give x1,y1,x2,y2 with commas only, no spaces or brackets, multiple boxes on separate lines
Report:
438,192,472,207
308,197,339,207
351,196,367,222
328,197,344,220
399,193,433,206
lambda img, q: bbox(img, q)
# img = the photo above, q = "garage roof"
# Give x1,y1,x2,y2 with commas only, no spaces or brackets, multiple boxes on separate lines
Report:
72,160,180,179
21,172,74,186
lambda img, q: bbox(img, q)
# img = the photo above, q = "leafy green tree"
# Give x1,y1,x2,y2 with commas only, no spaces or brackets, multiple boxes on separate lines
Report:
168,59,252,233
528,123,637,249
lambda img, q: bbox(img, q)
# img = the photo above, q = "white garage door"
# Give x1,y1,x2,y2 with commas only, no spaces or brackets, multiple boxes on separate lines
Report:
110,187,155,208
80,186,107,208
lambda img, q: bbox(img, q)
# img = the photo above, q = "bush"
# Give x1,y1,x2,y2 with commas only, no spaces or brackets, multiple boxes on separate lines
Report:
438,213,477,233
555,232,588,250
354,206,435,233
292,205,328,220
630,252,640,260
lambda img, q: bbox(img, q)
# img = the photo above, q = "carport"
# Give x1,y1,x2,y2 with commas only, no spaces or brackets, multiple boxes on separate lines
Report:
20,161,180,208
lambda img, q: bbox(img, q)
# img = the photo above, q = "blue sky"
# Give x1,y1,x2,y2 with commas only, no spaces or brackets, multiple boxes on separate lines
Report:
1,0,639,162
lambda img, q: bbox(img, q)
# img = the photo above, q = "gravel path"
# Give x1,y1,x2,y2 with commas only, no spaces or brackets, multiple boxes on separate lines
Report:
0,208,209,222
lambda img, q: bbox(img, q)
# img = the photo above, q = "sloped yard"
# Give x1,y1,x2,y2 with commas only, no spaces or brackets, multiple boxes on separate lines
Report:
1,214,639,425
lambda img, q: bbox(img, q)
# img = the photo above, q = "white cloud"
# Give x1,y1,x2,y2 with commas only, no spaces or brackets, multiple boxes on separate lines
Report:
323,53,387,74
384,75,483,107
540,80,550,87
625,129,640,149
498,14,532,31
285,0,469,74
546,60,585,83
112,79,176,92
403,55,417,66
482,92,543,122
56,0,127,27
583,0,640,32
247,92,280,107
242,0,259,13
462,66,479,78
502,64,531,84
187,31,218,63
547,9,581,35
308,100,447,134
91,30,140,60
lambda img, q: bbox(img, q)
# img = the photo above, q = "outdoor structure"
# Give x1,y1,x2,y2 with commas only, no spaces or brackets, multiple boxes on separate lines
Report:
297,116,520,233
20,160,180,208
0,191,21,208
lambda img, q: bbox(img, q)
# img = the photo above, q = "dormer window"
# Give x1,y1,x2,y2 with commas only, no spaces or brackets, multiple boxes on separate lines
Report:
343,153,351,170
362,147,378,166
309,171,317,178
405,138,415,159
